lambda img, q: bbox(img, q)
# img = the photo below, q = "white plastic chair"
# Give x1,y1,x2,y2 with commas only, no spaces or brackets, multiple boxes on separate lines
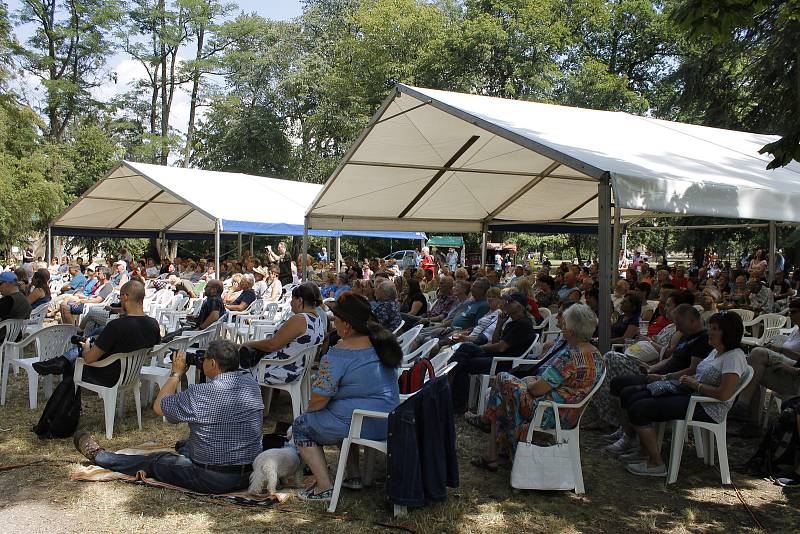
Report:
728,308,755,325
144,288,173,316
741,314,787,347
328,407,407,516
400,338,438,367
74,348,152,439
522,367,607,494
657,365,754,485
256,344,320,419
161,297,205,333
231,302,280,343
397,324,423,354
78,289,119,325
469,334,541,415
223,299,265,340
139,337,190,404
392,320,405,335
0,319,27,389
152,293,189,324
25,302,50,336
2,324,76,409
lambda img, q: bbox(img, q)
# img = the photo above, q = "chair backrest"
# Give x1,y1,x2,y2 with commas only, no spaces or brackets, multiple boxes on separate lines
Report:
761,313,787,330
116,348,152,387
34,324,78,360
0,319,26,345
402,338,438,366
188,327,216,350
729,308,755,323
429,349,451,373
263,302,279,321
189,297,205,314
398,324,423,354
520,334,541,359
148,336,190,364
27,302,50,326
539,307,551,322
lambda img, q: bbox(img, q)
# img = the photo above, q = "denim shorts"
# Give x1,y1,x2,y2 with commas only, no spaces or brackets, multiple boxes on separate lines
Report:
291,410,347,448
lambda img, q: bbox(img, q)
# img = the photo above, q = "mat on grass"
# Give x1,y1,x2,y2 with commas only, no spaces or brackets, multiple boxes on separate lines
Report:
69,443,290,507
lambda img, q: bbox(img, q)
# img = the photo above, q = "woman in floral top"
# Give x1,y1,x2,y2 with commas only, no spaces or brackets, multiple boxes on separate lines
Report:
469,303,603,471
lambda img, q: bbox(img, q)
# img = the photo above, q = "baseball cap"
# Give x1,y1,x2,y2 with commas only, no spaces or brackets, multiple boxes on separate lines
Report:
0,271,18,283
503,292,528,308
114,260,127,269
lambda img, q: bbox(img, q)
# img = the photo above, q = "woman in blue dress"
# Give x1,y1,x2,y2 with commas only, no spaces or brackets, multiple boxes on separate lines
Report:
292,292,402,501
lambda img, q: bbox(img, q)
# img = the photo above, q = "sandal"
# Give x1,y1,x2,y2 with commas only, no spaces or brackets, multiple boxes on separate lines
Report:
464,412,491,433
470,456,498,472
299,487,333,501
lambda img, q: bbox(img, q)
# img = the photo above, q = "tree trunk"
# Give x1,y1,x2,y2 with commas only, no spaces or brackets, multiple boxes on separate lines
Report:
159,0,168,165
183,24,205,167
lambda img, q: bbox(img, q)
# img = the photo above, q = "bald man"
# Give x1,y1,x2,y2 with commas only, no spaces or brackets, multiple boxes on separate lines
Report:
162,279,225,342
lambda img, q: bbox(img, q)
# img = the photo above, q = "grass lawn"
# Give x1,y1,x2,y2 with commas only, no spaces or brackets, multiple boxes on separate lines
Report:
0,373,797,534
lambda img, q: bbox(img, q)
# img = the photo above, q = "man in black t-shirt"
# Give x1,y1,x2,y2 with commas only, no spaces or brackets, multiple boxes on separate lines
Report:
161,280,225,342
0,271,32,321
78,280,160,386
448,292,536,411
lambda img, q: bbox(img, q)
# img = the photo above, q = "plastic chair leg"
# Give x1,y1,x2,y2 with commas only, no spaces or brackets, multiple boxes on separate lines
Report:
476,375,490,415
134,385,142,431
328,437,352,513
263,387,273,416
666,421,686,485
289,384,303,419
570,436,585,494
1,360,10,405
102,390,117,439
714,427,731,484
693,427,705,459
705,430,716,466
26,369,39,409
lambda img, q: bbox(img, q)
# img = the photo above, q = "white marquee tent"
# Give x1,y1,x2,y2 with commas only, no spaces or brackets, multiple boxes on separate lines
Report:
50,161,425,272
305,84,800,348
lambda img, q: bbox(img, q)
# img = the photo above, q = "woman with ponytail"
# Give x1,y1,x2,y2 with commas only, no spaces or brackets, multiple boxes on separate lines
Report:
292,291,401,501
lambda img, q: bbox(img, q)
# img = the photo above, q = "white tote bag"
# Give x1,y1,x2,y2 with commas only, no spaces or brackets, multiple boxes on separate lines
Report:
510,440,575,490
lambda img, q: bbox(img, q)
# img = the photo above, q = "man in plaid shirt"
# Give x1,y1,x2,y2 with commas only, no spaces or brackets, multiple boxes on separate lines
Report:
74,340,263,494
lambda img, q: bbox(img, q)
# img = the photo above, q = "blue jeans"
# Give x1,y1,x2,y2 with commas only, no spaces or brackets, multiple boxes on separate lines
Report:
94,444,251,494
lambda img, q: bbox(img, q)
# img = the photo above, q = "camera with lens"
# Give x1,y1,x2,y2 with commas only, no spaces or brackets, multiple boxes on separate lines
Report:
172,348,205,367
71,335,88,345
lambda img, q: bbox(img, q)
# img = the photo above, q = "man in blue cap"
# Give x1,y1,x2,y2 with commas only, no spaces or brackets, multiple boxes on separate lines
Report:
0,271,32,322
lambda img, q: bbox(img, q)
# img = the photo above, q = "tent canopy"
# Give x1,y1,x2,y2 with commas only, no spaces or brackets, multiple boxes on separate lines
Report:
52,161,425,240
306,84,800,232
426,235,464,248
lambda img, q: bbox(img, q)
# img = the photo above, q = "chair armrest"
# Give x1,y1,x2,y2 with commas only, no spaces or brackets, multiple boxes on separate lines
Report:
349,409,389,439
741,318,761,328
685,395,720,422
489,357,542,375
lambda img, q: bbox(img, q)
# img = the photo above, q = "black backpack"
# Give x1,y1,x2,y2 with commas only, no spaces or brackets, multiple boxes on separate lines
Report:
32,376,81,439
742,396,800,477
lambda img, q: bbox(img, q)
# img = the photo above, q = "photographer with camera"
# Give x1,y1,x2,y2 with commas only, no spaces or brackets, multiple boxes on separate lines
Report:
74,339,264,494
33,280,160,380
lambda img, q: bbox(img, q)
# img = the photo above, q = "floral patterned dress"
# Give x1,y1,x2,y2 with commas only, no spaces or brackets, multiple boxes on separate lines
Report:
484,344,603,455
261,312,325,385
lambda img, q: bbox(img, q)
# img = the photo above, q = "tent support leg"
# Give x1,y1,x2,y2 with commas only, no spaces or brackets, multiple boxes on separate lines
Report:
302,221,309,282
250,235,254,256
214,219,221,279
612,206,621,280
238,232,242,257
768,220,777,284
335,237,341,273
480,227,487,271
46,226,52,264
597,175,612,353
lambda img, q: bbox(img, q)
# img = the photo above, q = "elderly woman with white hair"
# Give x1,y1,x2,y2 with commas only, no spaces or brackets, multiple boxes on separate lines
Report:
469,303,604,471
372,281,402,331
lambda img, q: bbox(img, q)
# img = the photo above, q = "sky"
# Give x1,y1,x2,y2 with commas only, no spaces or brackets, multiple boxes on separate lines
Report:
6,0,304,133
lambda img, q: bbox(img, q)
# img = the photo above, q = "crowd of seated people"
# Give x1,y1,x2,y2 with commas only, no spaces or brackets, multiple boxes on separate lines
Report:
4,242,800,496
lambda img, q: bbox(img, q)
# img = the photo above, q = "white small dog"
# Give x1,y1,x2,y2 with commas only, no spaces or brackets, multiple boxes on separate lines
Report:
249,429,303,495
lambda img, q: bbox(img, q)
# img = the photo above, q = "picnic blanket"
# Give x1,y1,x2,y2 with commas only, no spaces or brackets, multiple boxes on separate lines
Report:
69,443,291,507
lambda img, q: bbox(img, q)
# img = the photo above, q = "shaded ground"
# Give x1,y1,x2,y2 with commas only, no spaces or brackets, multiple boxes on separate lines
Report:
0,374,797,533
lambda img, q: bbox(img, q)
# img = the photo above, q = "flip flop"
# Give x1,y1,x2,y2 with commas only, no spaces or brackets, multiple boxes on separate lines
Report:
470,456,498,472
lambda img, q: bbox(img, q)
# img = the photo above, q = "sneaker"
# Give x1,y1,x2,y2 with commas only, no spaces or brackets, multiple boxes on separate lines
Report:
73,432,105,463
341,477,363,490
775,477,800,488
602,427,624,443
605,434,638,456
626,461,666,477
299,487,333,501
619,450,648,464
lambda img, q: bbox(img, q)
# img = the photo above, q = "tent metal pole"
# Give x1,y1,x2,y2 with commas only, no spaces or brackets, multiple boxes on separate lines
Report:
335,237,341,273
597,174,613,353
250,235,254,255
612,206,621,280
480,226,487,271
46,226,52,263
214,219,221,278
237,233,242,257
768,220,777,283
302,220,309,282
